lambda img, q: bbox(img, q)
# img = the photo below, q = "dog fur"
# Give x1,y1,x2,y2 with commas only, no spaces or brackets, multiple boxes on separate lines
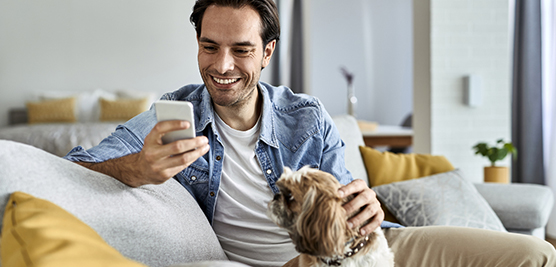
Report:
267,166,394,267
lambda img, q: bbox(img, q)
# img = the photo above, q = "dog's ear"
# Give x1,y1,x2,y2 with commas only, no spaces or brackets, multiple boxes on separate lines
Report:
282,167,293,177
293,184,346,257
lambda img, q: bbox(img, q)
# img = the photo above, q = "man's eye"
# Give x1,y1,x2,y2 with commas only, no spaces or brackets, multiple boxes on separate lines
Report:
203,46,217,52
235,49,249,55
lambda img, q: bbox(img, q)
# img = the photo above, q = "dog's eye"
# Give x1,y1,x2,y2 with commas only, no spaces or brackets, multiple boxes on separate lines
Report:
286,193,294,203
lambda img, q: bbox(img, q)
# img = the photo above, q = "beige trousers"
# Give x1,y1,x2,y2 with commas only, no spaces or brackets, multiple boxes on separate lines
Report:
283,226,556,266
384,226,556,267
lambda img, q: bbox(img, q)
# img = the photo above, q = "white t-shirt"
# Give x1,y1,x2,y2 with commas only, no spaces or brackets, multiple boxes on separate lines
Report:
212,114,298,267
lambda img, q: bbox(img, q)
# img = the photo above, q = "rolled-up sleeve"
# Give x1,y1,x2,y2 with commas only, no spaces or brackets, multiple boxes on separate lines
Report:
318,105,353,186
64,109,157,163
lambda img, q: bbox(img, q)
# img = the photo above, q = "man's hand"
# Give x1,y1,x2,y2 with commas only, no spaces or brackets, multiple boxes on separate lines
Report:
77,120,209,187
136,120,209,184
339,179,384,235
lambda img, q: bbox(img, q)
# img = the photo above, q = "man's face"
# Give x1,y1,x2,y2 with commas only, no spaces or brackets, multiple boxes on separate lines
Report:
197,5,275,109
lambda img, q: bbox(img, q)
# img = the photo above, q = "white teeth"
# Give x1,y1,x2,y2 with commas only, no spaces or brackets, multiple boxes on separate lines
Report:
212,77,238,85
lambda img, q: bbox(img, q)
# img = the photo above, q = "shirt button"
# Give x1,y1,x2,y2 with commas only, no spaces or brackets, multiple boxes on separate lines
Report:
266,169,272,174
216,155,222,161
191,176,197,181
210,192,215,197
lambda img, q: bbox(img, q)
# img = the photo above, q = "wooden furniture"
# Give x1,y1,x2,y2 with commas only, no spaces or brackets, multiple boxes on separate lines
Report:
357,121,413,148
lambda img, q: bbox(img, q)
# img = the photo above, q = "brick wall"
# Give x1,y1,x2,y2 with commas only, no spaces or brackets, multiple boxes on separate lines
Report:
415,0,512,183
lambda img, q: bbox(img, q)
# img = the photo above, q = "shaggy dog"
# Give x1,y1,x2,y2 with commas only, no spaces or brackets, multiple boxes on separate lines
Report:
267,166,394,267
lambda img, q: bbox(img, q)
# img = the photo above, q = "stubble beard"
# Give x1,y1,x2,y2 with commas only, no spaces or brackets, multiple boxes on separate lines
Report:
204,71,260,110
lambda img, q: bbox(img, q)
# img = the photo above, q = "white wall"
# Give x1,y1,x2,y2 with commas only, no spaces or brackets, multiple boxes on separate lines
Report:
414,0,512,183
0,1,513,182
0,0,203,127
307,0,413,125
0,0,410,128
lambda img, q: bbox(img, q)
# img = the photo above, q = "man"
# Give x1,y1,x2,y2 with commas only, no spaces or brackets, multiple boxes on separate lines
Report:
65,0,556,266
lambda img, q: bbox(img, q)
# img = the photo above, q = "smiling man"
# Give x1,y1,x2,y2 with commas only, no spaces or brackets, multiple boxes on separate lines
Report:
65,0,556,267
197,4,274,130
65,0,382,265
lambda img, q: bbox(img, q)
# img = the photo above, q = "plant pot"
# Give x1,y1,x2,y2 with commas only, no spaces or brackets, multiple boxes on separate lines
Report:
484,166,509,183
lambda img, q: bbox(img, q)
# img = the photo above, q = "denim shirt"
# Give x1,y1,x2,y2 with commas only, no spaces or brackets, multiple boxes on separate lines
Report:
65,82,401,229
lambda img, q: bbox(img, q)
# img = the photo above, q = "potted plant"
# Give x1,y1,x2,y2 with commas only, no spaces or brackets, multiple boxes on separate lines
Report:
472,139,517,183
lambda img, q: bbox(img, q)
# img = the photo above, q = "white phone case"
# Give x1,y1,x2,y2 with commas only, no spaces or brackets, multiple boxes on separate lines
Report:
154,100,195,144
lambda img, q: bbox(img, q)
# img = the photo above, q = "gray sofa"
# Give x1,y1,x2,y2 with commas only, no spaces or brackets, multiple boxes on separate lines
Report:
0,115,553,267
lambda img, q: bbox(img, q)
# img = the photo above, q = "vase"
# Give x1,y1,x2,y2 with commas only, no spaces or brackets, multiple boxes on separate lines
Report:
347,84,357,118
484,166,509,183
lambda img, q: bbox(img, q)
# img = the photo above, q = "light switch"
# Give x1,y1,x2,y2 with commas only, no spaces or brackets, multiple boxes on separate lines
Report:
463,75,482,107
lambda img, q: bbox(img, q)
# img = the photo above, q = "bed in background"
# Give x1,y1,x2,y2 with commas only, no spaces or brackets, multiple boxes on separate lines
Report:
0,89,155,157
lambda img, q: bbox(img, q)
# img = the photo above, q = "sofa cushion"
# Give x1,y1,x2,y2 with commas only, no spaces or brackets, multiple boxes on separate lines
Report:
373,169,506,232
1,191,146,267
0,140,227,267
359,146,455,187
359,146,455,223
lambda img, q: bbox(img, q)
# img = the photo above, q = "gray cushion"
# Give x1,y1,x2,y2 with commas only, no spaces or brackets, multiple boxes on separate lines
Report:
0,140,227,267
331,115,368,184
373,169,506,232
474,182,554,230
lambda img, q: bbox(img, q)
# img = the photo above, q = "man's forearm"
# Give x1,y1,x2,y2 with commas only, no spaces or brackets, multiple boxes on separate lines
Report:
75,153,145,187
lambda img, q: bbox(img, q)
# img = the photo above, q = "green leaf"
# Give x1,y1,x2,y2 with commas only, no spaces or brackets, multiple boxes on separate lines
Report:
473,139,518,166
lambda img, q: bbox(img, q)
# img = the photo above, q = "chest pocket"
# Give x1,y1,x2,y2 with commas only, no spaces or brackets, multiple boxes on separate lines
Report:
178,164,209,185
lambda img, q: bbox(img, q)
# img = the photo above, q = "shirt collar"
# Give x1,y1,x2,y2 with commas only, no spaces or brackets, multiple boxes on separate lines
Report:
193,82,279,149
257,82,279,148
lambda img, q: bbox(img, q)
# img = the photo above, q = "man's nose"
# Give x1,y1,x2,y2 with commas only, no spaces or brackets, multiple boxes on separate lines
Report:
214,50,234,74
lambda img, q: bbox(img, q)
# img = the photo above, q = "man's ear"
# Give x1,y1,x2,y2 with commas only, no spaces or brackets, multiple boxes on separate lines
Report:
262,39,276,68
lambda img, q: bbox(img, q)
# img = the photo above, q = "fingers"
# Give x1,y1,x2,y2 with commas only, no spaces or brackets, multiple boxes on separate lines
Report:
138,120,210,184
339,179,368,214
158,140,210,170
353,200,384,236
160,135,209,157
340,179,384,235
146,120,190,145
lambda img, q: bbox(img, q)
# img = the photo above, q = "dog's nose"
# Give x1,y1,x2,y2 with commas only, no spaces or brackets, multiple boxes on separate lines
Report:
273,193,281,201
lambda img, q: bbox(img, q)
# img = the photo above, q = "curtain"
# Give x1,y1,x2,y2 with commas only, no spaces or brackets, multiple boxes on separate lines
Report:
511,0,544,184
542,0,556,238
271,0,304,93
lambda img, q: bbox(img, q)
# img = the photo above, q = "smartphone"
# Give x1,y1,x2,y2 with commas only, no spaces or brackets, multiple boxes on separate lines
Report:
154,100,196,144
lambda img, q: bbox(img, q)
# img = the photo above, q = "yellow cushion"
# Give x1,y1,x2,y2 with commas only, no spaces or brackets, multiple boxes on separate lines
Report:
26,97,77,124
99,97,148,122
1,192,146,267
359,146,455,223
360,146,455,187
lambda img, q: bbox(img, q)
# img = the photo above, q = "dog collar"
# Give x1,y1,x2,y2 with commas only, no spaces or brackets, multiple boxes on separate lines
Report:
319,235,370,266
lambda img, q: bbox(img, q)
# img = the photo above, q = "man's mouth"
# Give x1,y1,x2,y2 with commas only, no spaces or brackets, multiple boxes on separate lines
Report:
212,76,239,85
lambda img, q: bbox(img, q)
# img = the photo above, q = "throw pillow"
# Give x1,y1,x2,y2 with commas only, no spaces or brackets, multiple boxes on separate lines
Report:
1,191,147,267
35,89,118,122
99,97,149,121
373,169,507,231
26,97,77,124
359,146,455,223
359,146,455,187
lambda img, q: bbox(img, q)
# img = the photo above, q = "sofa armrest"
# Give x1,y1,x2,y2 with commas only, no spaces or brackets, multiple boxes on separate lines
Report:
474,183,554,231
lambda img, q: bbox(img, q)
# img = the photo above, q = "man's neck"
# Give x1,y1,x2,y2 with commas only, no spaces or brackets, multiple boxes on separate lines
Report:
213,88,262,131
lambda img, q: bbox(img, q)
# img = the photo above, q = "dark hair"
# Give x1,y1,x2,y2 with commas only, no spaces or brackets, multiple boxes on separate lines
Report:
190,0,280,46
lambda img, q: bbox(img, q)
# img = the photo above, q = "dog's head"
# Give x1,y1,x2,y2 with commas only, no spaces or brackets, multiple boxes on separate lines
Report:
267,166,357,257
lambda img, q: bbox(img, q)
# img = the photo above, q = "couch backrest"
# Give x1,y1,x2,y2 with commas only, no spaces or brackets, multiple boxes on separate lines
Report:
0,140,227,267
331,115,369,185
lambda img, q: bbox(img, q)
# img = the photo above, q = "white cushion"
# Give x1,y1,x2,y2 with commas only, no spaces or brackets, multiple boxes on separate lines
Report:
332,115,368,184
